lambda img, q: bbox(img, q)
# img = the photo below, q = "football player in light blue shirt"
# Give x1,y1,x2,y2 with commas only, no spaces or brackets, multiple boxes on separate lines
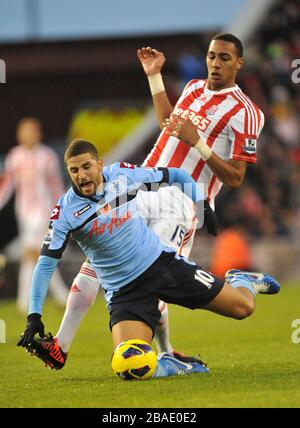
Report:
18,140,280,379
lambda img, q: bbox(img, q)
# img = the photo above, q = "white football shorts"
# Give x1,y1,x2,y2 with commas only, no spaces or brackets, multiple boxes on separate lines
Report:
136,186,197,258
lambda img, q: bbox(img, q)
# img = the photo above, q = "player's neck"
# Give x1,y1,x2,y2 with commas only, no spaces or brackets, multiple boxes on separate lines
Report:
206,81,236,91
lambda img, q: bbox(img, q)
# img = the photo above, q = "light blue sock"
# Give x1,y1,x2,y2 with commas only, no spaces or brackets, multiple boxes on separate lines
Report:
229,278,257,296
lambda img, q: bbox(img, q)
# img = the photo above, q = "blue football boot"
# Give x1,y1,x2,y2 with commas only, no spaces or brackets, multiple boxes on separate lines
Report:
225,269,280,294
154,352,209,377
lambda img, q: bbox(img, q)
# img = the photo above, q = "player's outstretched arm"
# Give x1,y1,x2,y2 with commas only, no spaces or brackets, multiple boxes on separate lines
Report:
137,47,173,129
17,255,59,347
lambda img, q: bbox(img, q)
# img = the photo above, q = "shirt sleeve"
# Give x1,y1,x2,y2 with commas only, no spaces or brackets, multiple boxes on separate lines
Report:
28,255,59,315
115,163,203,203
228,107,265,163
116,163,169,186
167,168,203,203
40,200,71,259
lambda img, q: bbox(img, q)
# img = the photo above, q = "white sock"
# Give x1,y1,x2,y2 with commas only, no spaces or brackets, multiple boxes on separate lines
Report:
17,259,35,314
154,301,173,354
55,262,100,352
49,269,69,305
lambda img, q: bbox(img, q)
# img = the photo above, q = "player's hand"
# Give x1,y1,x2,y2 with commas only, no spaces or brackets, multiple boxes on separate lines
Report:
137,47,166,76
164,115,199,146
203,200,218,236
17,313,45,348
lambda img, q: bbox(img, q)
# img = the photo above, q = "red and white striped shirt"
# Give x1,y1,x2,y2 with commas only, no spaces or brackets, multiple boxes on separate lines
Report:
143,79,264,209
0,144,65,221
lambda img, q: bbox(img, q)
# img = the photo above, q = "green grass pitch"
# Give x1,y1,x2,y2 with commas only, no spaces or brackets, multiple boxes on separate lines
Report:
0,283,300,408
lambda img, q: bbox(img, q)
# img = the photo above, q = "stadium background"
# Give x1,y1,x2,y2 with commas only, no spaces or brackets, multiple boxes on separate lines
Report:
0,0,299,409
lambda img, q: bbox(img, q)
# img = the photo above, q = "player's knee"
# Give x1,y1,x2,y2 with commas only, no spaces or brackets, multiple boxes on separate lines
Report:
232,300,255,320
66,279,97,311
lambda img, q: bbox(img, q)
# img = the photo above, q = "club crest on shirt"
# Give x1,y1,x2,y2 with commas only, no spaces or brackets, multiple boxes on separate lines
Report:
99,203,112,215
108,179,125,195
243,138,257,154
205,105,219,116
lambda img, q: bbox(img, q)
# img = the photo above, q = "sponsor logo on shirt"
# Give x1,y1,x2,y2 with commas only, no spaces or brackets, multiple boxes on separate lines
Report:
173,107,211,131
50,205,61,220
89,211,131,238
74,204,92,217
243,138,257,154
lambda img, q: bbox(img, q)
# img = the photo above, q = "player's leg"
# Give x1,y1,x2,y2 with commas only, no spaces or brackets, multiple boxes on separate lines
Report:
109,255,208,380
111,323,209,380
155,300,172,354
111,320,208,379
55,261,100,352
203,281,256,319
111,320,153,348
158,255,279,322
204,268,280,317
146,187,197,358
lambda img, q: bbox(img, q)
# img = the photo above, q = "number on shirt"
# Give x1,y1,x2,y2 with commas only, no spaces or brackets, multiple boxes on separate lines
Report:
171,225,185,247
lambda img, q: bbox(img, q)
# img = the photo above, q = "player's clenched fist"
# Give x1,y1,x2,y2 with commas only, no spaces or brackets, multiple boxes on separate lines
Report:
137,47,166,76
163,115,200,147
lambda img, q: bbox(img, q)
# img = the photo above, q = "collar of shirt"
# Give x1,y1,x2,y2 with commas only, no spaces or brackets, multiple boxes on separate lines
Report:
204,82,240,95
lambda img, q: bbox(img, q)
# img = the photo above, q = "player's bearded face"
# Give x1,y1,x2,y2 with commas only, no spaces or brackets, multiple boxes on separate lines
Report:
206,40,243,90
67,153,103,196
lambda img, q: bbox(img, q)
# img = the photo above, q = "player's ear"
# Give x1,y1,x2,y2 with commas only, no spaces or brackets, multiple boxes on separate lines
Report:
236,57,244,71
97,158,104,171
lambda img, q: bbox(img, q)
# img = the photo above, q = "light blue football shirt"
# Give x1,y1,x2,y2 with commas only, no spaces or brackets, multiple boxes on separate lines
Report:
29,163,203,314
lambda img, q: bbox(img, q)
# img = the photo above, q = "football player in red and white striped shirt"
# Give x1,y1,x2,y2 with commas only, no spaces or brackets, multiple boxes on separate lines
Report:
137,33,264,358
33,34,265,368
0,118,69,313
140,34,264,210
